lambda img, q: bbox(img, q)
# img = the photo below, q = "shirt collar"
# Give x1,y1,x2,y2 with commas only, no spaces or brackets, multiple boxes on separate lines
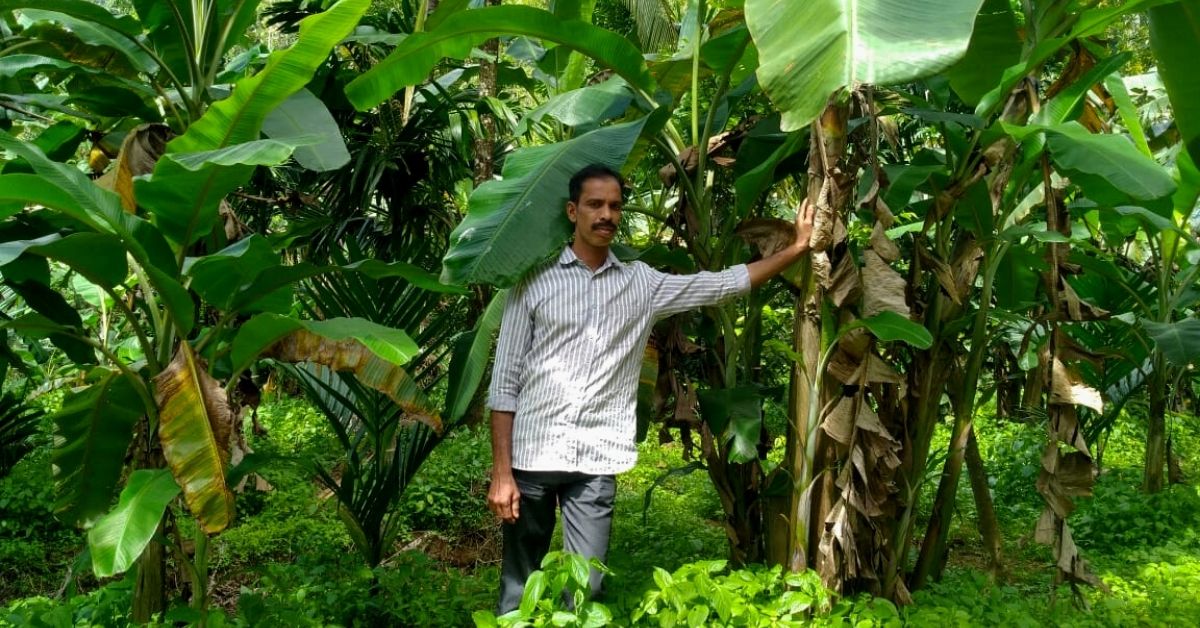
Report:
559,245,625,271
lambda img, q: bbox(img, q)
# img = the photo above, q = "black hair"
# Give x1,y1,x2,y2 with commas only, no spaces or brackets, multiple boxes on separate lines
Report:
568,164,625,203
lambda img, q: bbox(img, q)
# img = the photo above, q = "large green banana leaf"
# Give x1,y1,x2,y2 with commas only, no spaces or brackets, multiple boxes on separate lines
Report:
52,371,143,526
261,89,351,172
745,0,985,131
136,0,369,248
444,291,507,424
1150,1,1200,165
0,233,127,288
1,2,155,73
944,0,1020,107
1142,319,1200,367
345,6,655,111
153,344,236,534
88,468,181,577
441,117,649,288
0,132,195,335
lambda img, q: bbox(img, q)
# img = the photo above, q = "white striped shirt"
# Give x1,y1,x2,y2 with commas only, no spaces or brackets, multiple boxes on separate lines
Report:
489,246,751,474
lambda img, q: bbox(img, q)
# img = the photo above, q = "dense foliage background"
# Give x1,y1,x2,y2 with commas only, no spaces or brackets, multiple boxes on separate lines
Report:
0,0,1197,626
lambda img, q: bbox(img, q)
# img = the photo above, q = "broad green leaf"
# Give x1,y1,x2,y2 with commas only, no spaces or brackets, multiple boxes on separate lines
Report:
696,386,762,464
1005,122,1176,209
1044,123,1176,208
1032,52,1130,127
153,344,236,534
0,135,191,334
1142,319,1200,366
945,0,1020,106
345,6,655,110
745,0,985,131
88,468,180,578
734,120,808,214
1150,1,1200,164
1114,206,1183,235
1072,0,1174,39
261,88,350,172
52,371,142,526
441,118,648,287
975,37,1068,118
185,235,283,311
0,233,128,288
445,291,506,424
169,137,322,171
343,260,469,294
516,78,635,134
1105,75,1151,156
549,0,599,92
0,0,140,36
138,0,369,247
16,7,155,73
857,311,933,349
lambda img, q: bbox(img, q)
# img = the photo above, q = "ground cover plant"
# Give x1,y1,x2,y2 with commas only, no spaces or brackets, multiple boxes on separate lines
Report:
0,0,1198,625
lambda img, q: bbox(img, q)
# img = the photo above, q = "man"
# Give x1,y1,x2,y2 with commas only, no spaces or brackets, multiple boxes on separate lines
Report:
487,164,815,613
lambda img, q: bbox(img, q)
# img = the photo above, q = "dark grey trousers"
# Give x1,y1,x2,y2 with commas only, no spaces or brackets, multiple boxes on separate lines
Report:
497,470,616,614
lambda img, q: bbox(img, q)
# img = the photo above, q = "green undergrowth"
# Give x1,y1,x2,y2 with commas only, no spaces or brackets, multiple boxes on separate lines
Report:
4,396,1200,626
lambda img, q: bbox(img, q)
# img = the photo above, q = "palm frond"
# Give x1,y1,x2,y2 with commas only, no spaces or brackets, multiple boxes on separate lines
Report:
0,392,43,478
623,0,680,53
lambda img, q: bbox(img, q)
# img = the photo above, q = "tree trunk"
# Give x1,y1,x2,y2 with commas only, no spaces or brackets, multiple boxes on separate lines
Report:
472,0,501,186
1145,363,1167,493
965,428,1003,577
132,532,166,623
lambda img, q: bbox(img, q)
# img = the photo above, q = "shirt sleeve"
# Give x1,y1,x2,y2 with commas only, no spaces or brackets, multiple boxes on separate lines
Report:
647,263,752,319
487,281,534,412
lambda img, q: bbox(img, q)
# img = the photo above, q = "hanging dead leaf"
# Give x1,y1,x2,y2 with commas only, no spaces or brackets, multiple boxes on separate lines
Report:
870,222,900,263
736,218,796,257
813,251,834,288
829,253,862,307
828,350,903,386
821,397,855,445
916,246,964,305
1035,507,1057,545
95,124,171,213
863,251,910,318
952,240,984,297
1058,280,1109,321
1050,359,1103,412
1049,406,1091,455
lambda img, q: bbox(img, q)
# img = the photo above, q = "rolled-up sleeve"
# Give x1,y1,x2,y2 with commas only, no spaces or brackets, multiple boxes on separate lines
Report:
648,264,751,319
488,283,533,412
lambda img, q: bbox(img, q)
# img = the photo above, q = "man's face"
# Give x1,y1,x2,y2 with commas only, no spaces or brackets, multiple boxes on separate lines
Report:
567,176,623,249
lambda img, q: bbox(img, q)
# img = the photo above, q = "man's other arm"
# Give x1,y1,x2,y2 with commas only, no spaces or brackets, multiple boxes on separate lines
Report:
486,285,533,524
489,410,520,523
746,198,815,288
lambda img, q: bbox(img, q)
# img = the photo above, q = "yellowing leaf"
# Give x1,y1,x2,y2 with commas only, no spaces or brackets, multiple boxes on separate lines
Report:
153,345,235,534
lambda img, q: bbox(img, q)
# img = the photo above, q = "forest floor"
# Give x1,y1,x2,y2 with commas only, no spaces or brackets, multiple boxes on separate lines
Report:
3,395,1199,626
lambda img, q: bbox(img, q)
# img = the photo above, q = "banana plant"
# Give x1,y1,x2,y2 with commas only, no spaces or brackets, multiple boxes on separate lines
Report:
0,1,383,621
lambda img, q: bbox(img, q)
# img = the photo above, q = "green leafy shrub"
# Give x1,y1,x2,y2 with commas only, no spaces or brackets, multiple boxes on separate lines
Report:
1,578,156,628
1071,470,1200,550
398,427,493,536
633,561,900,627
473,551,614,628
235,551,493,627
0,448,84,600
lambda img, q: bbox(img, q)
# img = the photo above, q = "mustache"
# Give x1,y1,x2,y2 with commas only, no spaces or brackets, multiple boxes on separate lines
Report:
592,221,617,230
